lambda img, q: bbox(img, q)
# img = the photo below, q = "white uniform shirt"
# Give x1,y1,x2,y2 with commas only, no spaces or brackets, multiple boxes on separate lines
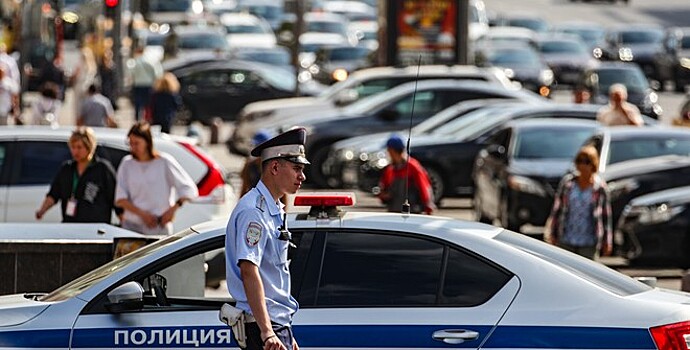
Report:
115,152,198,235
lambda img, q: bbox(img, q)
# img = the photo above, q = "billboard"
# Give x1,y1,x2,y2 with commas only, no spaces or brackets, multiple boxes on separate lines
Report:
394,0,458,65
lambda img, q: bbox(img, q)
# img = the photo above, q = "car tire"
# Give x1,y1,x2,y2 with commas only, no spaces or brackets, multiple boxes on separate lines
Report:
425,166,444,207
473,192,492,224
500,193,521,232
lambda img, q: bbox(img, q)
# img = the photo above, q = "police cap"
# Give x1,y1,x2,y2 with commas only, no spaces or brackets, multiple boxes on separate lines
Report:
251,127,310,165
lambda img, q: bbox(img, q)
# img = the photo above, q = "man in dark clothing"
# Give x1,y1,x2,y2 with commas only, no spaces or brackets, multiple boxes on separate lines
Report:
36,127,121,223
377,135,435,214
38,57,66,101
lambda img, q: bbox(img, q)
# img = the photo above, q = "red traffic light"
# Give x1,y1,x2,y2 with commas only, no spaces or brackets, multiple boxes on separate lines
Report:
105,0,118,8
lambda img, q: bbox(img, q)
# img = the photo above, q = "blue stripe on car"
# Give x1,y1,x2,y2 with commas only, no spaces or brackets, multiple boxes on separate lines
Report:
0,325,656,349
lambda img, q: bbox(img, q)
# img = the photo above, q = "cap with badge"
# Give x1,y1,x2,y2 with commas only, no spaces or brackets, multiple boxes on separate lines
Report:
251,127,310,165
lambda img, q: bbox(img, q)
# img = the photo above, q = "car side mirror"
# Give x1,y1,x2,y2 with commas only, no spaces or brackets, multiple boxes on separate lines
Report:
106,281,144,313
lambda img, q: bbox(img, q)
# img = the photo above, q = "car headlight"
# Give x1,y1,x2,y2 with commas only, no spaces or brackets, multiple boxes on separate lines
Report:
607,178,640,201
630,204,685,225
368,151,389,170
191,0,204,14
507,175,547,197
332,68,349,82
342,150,354,161
680,57,690,70
540,69,554,85
619,47,633,61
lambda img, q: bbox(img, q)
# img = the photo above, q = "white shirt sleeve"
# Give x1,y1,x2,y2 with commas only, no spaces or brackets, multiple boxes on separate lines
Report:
162,153,199,200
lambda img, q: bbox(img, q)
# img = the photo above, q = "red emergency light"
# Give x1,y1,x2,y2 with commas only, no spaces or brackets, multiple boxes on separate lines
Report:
293,193,355,207
105,0,118,8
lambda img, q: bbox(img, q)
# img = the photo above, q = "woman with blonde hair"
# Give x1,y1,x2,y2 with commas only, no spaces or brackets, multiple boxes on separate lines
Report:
35,127,120,223
149,72,182,133
545,145,613,260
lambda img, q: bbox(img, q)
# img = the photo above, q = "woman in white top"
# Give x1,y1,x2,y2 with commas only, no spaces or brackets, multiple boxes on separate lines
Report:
115,122,198,235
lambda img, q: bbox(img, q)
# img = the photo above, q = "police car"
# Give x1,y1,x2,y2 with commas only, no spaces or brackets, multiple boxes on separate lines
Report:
1,194,689,349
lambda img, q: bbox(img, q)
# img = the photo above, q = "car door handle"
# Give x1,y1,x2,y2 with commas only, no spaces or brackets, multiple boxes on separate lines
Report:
432,329,480,344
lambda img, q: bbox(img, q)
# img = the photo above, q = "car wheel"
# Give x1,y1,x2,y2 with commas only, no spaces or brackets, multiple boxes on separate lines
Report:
500,194,521,232
473,192,492,224
426,166,444,207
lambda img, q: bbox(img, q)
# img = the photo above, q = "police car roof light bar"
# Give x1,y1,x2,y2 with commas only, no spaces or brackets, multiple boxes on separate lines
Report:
293,193,355,207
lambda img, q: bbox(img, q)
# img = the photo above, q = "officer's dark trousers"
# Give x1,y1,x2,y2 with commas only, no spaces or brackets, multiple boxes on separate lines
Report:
244,322,294,350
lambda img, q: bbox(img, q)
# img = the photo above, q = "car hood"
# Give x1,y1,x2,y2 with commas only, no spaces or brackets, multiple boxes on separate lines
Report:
0,294,50,327
242,97,323,116
629,185,690,207
509,159,573,178
604,155,690,181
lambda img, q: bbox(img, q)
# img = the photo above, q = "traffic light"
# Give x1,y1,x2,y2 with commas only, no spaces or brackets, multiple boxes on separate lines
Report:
104,0,119,19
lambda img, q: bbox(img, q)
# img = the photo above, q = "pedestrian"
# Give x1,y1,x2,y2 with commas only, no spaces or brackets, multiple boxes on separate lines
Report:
0,66,18,125
150,72,182,134
239,130,272,196
29,81,62,126
38,56,67,101
77,84,117,128
544,145,613,260
224,127,308,350
128,46,163,121
115,122,198,235
35,127,121,223
71,47,98,119
98,50,118,110
572,87,591,104
596,84,643,126
377,135,435,214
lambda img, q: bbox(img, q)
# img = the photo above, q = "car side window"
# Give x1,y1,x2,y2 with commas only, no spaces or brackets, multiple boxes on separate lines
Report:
15,141,70,185
95,146,129,169
309,230,513,307
355,78,406,99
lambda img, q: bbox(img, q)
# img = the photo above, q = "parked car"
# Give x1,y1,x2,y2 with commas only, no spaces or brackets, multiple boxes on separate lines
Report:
329,98,546,189
356,104,606,203
308,45,375,85
235,0,286,31
301,80,545,188
474,43,555,97
219,12,277,48
535,34,598,86
653,26,690,92
550,21,606,56
617,185,690,268
1,194,687,349
0,127,236,232
578,62,663,119
174,60,297,123
472,118,599,232
600,25,665,81
230,65,516,156
584,127,690,229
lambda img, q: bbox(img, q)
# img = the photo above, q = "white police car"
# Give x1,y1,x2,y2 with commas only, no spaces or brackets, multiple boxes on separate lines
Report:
1,194,689,349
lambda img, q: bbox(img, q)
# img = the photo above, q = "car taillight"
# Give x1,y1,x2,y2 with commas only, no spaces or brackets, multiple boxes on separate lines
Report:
650,321,690,350
178,141,226,198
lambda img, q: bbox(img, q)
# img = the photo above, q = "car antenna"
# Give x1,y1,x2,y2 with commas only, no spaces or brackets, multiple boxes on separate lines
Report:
402,55,422,215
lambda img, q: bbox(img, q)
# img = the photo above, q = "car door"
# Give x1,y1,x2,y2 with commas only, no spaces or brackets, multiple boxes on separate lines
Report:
68,231,228,348
292,229,520,350
5,141,71,222
180,69,230,122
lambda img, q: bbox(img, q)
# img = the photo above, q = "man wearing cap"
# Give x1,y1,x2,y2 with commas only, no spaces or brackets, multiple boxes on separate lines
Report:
225,128,308,350
378,135,435,215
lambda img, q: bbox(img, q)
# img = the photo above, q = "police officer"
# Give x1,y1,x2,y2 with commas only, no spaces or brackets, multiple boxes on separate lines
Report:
225,128,309,350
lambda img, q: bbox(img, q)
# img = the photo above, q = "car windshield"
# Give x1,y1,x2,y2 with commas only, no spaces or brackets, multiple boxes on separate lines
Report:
179,33,228,50
255,65,296,91
495,230,650,296
488,49,541,68
40,229,197,302
434,105,514,138
149,0,191,12
307,21,346,35
225,24,269,34
513,127,595,159
539,40,587,54
619,30,663,44
608,137,690,165
242,5,281,20
237,50,291,66
593,68,648,94
682,36,690,49
341,84,411,115
326,47,371,60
